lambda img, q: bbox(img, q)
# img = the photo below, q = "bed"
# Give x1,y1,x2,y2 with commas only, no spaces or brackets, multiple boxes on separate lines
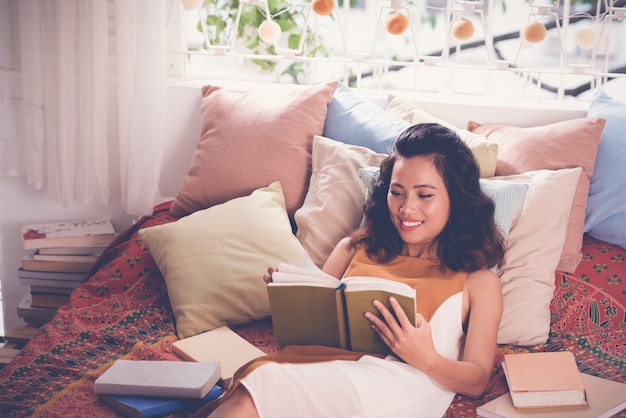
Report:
1,80,625,417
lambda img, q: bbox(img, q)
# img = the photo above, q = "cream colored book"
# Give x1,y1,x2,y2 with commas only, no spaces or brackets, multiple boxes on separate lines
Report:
172,326,266,383
93,360,221,399
477,373,626,418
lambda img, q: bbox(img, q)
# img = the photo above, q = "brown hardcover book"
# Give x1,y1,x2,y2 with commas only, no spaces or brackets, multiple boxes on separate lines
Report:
32,250,99,263
477,373,626,418
172,326,266,384
268,263,416,355
502,351,587,409
21,254,94,273
30,292,71,308
21,219,116,251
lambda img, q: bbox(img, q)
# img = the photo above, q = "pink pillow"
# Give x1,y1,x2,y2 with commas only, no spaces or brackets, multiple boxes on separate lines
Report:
170,81,338,219
468,117,605,273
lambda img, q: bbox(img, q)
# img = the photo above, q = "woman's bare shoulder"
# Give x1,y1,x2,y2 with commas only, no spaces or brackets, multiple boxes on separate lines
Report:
322,237,357,278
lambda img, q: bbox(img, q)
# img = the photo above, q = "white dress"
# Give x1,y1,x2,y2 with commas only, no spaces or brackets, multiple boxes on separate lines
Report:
240,292,465,418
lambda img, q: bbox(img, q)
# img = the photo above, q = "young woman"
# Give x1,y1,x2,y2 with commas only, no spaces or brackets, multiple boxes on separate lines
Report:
207,123,505,418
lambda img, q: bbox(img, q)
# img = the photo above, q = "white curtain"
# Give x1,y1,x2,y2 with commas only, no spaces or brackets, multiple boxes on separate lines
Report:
0,0,167,216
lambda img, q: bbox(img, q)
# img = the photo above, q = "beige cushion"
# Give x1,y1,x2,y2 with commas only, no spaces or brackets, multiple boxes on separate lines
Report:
295,136,387,268
169,81,337,219
140,181,305,339
386,94,498,178
495,167,582,345
468,117,605,273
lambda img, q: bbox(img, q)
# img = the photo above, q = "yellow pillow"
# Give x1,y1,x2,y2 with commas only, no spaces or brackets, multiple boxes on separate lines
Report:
386,94,498,178
139,181,305,339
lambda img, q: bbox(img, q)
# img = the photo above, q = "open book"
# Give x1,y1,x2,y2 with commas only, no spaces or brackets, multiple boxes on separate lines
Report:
267,258,416,355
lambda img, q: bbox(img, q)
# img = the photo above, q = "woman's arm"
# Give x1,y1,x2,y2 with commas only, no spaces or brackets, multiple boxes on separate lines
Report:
264,237,355,283
321,237,356,279
367,269,502,398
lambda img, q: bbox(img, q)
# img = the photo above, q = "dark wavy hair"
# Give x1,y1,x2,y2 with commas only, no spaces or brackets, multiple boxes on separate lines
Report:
352,123,505,272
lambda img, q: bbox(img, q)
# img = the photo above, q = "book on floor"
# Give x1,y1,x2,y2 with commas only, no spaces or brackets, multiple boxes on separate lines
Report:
30,292,71,308
477,373,626,418
21,254,94,273
21,219,116,251
18,267,86,282
100,384,223,418
17,293,57,322
32,250,100,263
94,360,221,399
37,245,107,256
267,261,416,355
172,326,266,385
502,351,588,409
29,284,74,295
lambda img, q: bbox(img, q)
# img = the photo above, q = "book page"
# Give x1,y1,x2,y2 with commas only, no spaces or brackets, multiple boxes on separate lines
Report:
272,264,340,287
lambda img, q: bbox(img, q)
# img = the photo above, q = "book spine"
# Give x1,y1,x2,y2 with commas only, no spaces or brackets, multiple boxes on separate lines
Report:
336,285,349,350
94,383,204,399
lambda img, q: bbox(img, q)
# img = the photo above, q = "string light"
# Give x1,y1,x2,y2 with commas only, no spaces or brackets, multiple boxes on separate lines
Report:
522,20,547,43
312,0,334,16
181,0,202,9
452,18,475,41
258,19,282,44
386,12,409,35
575,26,600,50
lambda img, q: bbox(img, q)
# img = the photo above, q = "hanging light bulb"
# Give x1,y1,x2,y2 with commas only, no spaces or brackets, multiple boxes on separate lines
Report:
451,18,475,41
385,12,409,35
258,20,282,44
522,21,547,43
181,0,202,10
312,0,334,16
575,26,599,50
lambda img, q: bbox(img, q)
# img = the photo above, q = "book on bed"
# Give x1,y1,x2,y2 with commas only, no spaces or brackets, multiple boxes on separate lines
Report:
267,262,416,355
477,373,626,418
501,351,588,409
100,384,223,418
94,360,221,399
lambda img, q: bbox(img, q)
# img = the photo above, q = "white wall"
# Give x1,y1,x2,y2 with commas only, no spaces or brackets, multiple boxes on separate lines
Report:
0,83,203,335
0,81,590,334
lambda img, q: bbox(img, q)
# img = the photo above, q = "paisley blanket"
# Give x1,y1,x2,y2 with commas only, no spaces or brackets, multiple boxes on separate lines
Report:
1,202,624,417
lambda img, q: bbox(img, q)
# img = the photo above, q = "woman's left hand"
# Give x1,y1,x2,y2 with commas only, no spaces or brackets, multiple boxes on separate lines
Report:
365,297,437,370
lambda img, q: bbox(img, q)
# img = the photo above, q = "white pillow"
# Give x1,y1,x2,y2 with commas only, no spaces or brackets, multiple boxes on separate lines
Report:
140,181,305,339
294,136,387,268
495,167,582,345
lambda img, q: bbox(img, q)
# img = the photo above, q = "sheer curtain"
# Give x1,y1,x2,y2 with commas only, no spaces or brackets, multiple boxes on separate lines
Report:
0,0,167,216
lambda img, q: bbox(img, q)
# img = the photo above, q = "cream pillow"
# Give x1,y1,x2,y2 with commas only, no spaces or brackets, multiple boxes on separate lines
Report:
386,94,498,178
496,167,582,346
295,136,387,268
139,181,305,339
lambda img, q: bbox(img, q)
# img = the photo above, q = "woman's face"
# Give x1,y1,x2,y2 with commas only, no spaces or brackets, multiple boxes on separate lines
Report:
387,155,451,258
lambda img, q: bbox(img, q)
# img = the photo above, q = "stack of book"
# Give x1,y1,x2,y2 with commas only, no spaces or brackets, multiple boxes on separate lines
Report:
17,220,116,326
95,360,223,417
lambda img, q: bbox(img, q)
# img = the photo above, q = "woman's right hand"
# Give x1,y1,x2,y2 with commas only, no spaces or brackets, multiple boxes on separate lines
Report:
263,266,277,284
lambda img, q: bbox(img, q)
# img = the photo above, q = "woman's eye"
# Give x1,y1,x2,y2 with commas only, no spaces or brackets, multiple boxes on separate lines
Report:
389,190,403,197
419,194,434,199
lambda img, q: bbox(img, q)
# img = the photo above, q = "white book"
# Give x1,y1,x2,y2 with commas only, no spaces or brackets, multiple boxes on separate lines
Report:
94,360,221,399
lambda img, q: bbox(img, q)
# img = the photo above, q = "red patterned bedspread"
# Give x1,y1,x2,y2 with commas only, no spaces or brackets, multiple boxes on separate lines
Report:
1,203,624,417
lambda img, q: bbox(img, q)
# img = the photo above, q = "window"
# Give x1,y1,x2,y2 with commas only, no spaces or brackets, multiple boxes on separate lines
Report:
167,0,626,100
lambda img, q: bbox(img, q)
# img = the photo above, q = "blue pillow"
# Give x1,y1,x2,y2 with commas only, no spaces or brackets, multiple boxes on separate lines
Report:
322,82,410,153
585,91,626,249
